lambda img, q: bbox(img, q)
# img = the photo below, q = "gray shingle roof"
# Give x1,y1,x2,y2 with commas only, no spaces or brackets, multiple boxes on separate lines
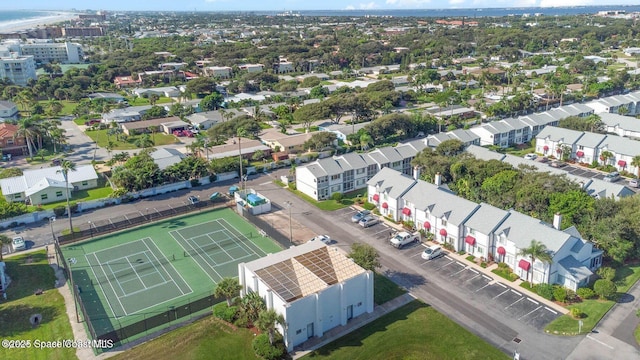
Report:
536,126,584,144
558,255,593,282
427,190,479,225
401,180,440,210
600,112,640,132
367,167,416,199
495,210,571,252
466,145,506,161
602,136,640,157
575,132,606,148
463,203,509,235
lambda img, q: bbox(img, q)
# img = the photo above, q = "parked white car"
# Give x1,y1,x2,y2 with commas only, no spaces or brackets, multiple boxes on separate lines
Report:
359,216,380,228
309,235,331,245
421,245,443,260
523,153,537,160
12,236,26,251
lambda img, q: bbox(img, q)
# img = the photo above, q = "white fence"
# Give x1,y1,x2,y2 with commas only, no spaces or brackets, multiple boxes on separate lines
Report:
0,209,55,229
77,198,121,212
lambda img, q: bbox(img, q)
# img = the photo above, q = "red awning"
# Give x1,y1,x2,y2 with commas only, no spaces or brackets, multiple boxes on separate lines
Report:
518,259,531,271
402,207,411,216
465,235,476,246
382,202,388,209
423,221,431,230
497,246,506,255
543,145,549,151
439,229,447,236
372,194,379,202
576,151,584,157
618,160,627,167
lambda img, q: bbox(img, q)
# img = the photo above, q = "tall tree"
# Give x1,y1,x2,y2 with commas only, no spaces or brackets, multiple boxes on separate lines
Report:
214,277,242,307
0,234,11,261
57,160,77,233
256,309,285,345
518,240,553,283
631,155,640,179
239,291,266,325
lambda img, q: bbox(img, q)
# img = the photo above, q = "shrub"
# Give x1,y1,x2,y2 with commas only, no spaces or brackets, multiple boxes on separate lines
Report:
480,262,488,268
458,250,466,255
330,192,343,201
509,273,520,281
362,202,376,210
213,303,238,323
566,289,578,303
209,174,217,182
593,279,617,300
570,308,584,319
288,182,297,191
577,288,595,300
53,206,66,217
252,333,285,360
497,262,509,269
553,287,567,303
536,284,554,300
190,179,201,187
596,267,616,281
465,255,475,262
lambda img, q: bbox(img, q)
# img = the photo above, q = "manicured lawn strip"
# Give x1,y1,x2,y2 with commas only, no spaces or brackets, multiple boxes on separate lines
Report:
85,129,178,149
0,251,76,360
304,300,509,360
635,324,640,346
110,316,256,360
285,186,368,211
491,268,518,282
545,265,640,335
374,272,406,305
30,182,113,211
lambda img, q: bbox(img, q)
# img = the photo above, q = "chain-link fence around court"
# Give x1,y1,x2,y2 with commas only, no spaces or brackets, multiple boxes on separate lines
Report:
57,198,232,245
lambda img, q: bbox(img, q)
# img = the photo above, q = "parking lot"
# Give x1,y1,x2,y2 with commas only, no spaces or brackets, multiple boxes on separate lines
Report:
408,250,560,330
332,206,561,331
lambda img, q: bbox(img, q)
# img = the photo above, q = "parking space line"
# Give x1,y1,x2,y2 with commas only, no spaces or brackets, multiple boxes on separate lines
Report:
544,307,558,315
586,335,614,350
444,255,454,261
475,283,491,292
465,273,482,282
450,267,468,276
518,306,543,320
410,251,423,258
455,261,466,268
527,298,539,305
505,297,525,309
510,289,522,296
434,260,455,270
482,275,492,281
373,229,390,236
497,282,507,289
468,268,479,275
493,288,511,299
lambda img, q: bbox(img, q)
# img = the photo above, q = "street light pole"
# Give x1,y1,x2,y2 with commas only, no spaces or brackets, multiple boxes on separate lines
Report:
49,216,57,264
285,201,293,245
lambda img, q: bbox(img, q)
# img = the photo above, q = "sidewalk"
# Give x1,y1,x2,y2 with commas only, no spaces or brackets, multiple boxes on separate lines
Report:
290,293,416,359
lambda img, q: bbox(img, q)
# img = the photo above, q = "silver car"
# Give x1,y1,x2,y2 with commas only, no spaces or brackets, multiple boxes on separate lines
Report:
351,210,371,223
359,215,380,228
603,172,620,182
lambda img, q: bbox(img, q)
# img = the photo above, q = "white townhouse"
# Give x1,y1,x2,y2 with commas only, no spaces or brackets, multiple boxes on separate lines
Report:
204,66,232,79
494,211,603,290
598,136,640,174
546,103,594,119
0,100,18,120
599,112,640,139
585,91,640,116
371,168,603,291
573,132,607,164
238,241,374,352
470,120,517,147
534,126,584,157
366,168,417,221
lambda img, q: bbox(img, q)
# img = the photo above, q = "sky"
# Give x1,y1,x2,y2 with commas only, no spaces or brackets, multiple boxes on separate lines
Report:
1,0,638,12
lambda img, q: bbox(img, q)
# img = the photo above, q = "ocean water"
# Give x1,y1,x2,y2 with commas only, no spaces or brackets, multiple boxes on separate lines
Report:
0,10,51,23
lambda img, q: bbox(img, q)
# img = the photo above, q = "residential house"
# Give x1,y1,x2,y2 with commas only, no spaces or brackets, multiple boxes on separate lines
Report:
149,148,185,170
573,132,606,164
239,63,264,73
0,165,98,205
120,117,169,135
461,203,509,260
366,167,417,221
598,136,640,173
186,109,243,130
0,123,26,156
102,105,152,123
599,112,640,139
114,76,140,88
0,100,18,119
207,139,271,160
261,132,313,154
132,86,181,98
238,241,374,352
204,66,232,79
534,126,584,157
426,105,477,121
318,122,370,144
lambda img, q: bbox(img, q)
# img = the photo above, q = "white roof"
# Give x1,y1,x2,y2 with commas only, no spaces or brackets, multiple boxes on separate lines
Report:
0,164,97,196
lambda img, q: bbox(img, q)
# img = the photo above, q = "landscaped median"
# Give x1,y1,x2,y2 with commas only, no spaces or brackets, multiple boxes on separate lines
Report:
545,264,640,336
274,179,367,211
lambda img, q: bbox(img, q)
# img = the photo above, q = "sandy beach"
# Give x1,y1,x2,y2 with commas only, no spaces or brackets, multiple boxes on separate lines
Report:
0,12,79,33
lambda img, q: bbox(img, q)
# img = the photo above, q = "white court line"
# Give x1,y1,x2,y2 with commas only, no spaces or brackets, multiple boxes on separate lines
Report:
85,253,118,319
190,236,224,269
106,262,127,295
218,218,268,256
125,256,147,291
206,233,239,260
586,335,614,350
518,305,543,320
120,279,172,298
171,230,221,283
213,253,258,267
505,297,525,309
91,253,127,317
220,230,254,257
142,238,193,296
141,251,167,283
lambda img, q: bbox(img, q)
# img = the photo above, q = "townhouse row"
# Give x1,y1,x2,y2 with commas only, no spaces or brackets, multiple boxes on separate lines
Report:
367,167,603,291
535,126,640,175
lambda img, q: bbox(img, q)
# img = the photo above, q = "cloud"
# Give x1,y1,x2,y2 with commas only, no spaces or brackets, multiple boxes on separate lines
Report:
539,0,595,6
346,2,379,9
449,0,466,4
385,0,432,6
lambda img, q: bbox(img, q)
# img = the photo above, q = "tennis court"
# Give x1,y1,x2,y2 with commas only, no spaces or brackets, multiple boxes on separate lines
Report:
60,208,282,346
170,218,268,282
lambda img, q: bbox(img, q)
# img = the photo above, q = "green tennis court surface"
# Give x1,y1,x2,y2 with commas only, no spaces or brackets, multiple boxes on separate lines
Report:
61,208,281,345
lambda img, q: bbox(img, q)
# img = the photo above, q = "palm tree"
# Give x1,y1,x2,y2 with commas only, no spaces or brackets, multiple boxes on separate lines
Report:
600,150,613,166
134,134,153,149
518,240,553,283
256,309,285,345
15,117,41,159
239,291,266,325
57,160,77,233
214,277,242,307
0,234,12,261
359,133,373,151
631,155,640,179
148,125,160,144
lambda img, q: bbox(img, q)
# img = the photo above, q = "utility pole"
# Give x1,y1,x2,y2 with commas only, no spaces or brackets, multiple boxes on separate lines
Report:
285,201,293,245
49,216,57,264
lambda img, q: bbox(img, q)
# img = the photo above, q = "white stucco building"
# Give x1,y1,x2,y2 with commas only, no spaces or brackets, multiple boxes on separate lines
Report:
238,241,374,352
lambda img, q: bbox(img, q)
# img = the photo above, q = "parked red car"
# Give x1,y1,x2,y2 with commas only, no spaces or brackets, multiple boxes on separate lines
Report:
183,130,194,137
172,130,184,137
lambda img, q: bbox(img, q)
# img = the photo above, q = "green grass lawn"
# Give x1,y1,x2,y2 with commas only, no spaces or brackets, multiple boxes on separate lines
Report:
0,251,76,360
545,264,640,335
126,97,174,106
110,316,256,360
85,129,178,149
374,272,406,305
286,187,367,211
304,300,509,360
31,182,114,211
635,323,640,346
